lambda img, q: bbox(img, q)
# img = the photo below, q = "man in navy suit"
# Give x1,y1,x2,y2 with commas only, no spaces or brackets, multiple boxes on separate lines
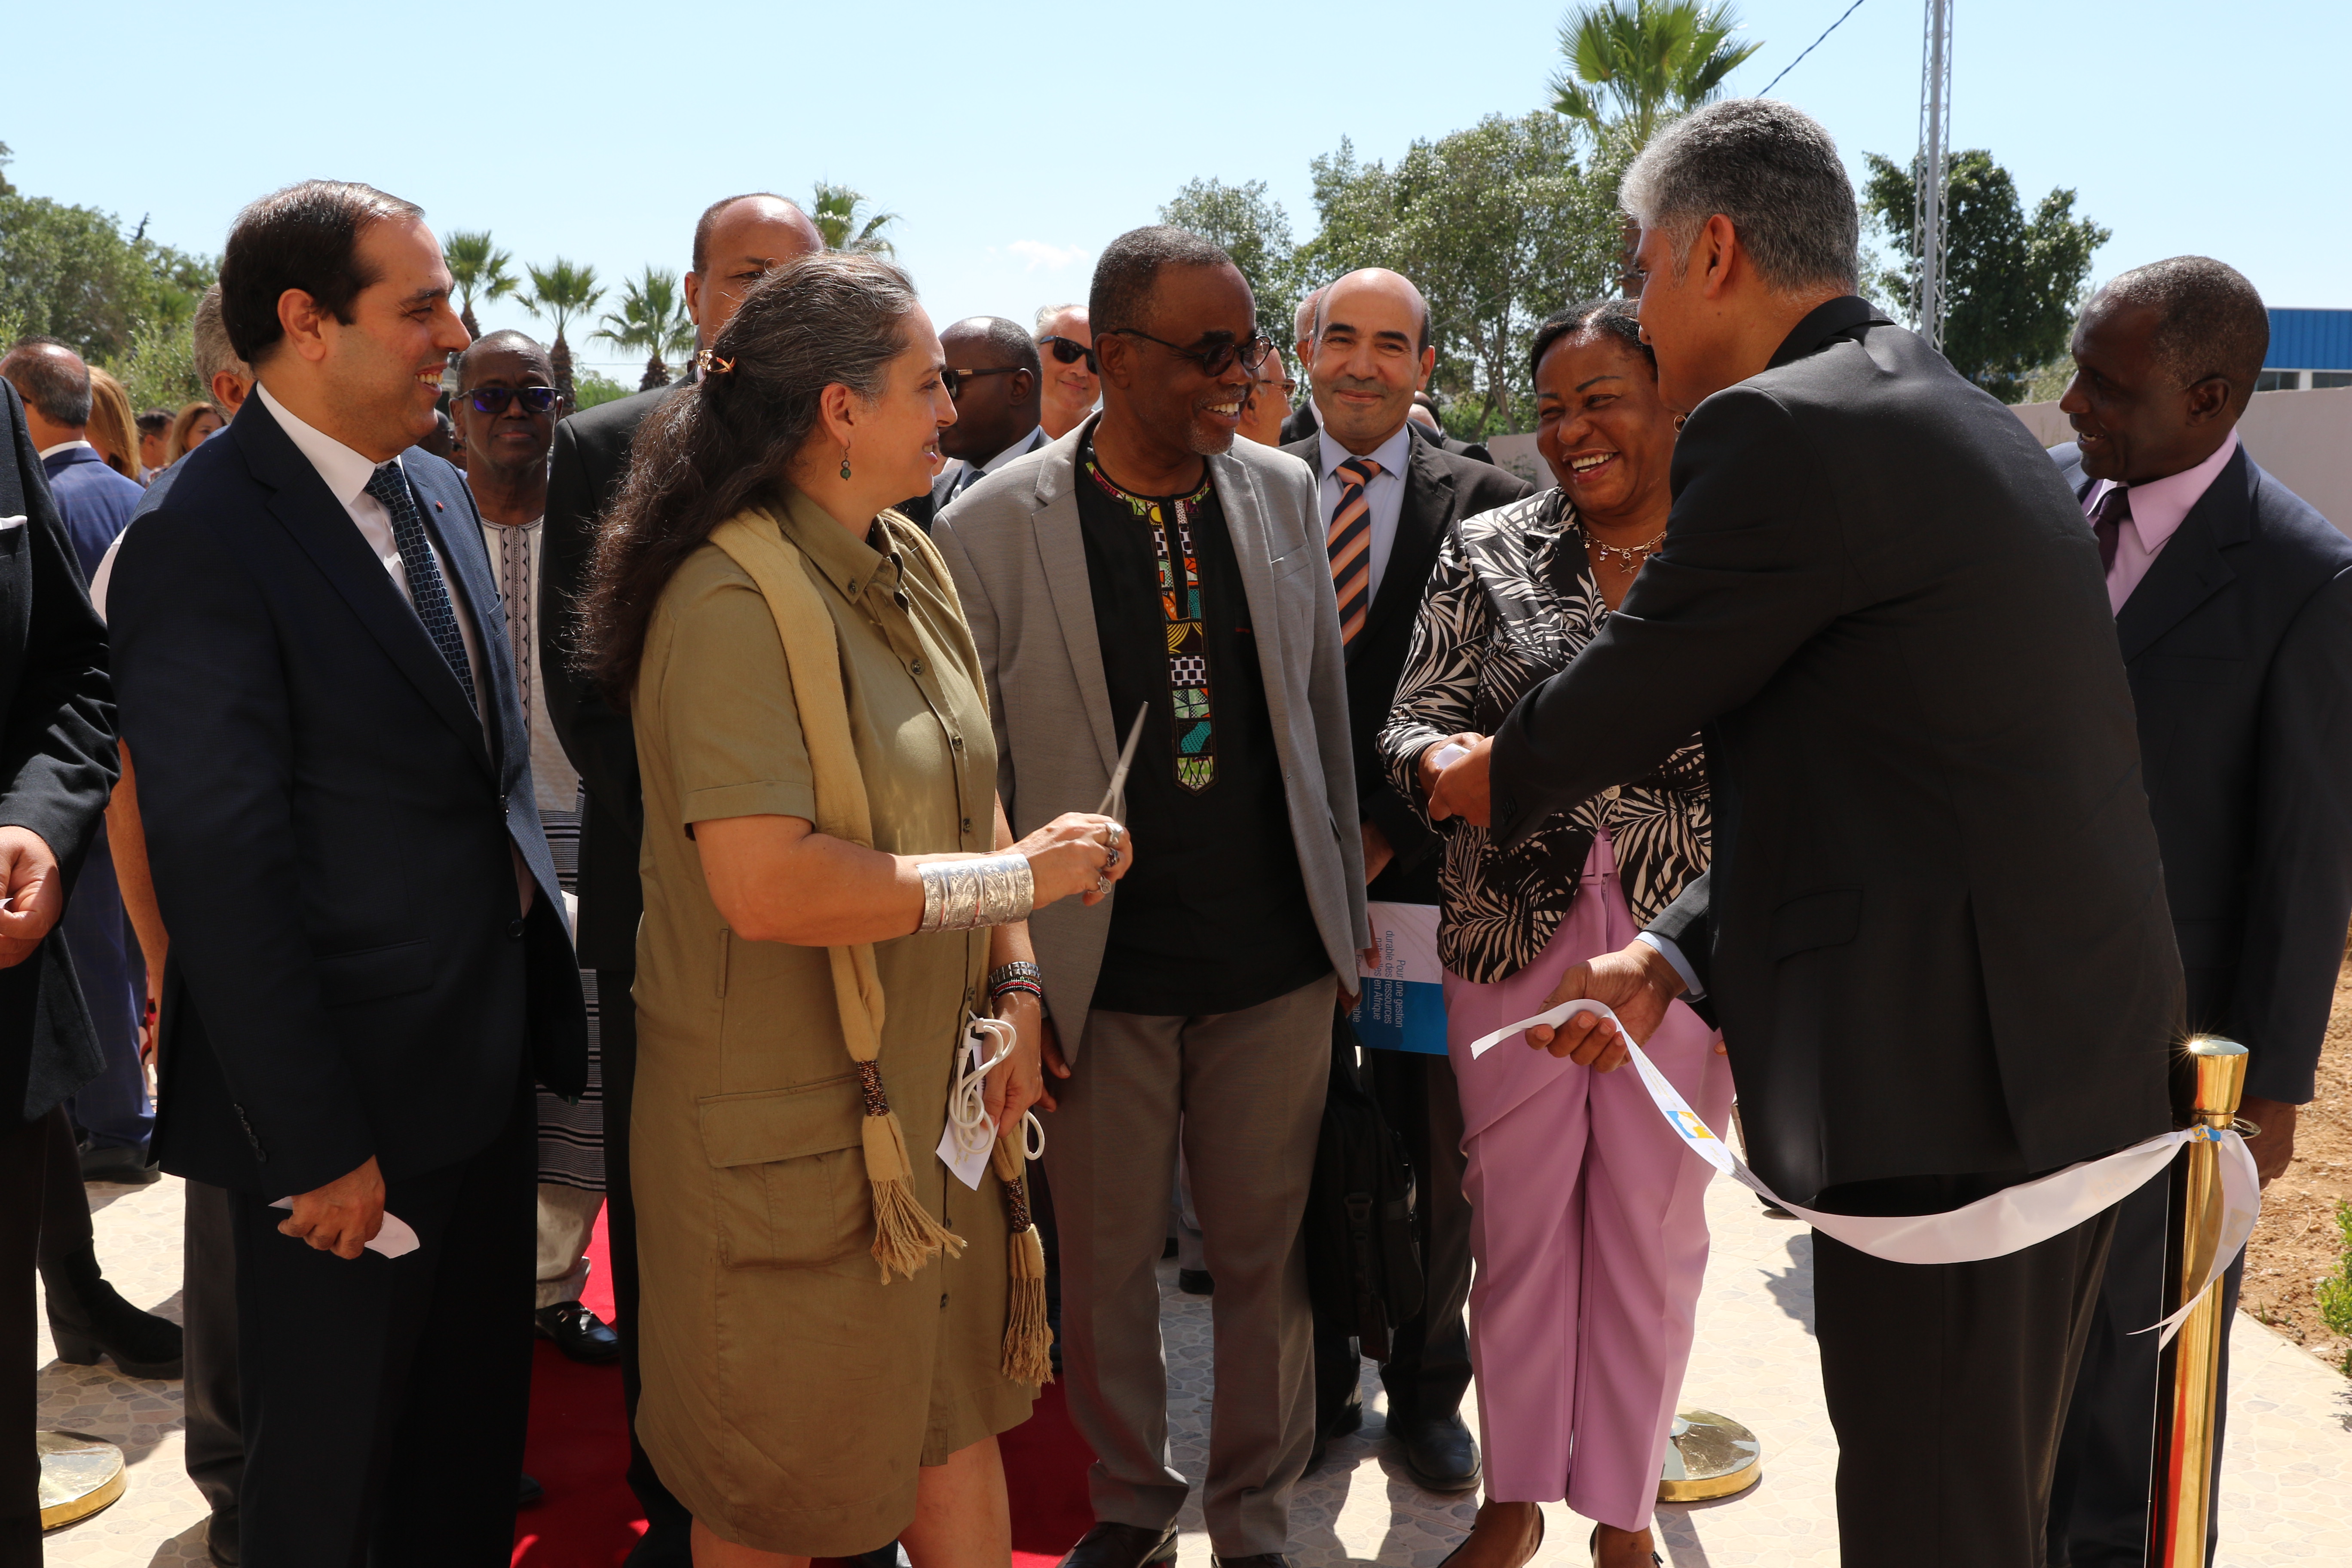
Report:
2,338,156,1182
110,180,587,1568
2046,257,2352,1568
0,374,118,1563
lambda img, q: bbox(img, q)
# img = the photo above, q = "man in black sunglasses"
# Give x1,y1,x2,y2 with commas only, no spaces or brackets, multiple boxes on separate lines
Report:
1035,302,1099,440
894,316,1046,530
453,332,622,1378
936,226,1367,1568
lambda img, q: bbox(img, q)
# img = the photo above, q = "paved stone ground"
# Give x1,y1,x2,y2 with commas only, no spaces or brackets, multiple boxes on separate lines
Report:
33,1168,2352,1565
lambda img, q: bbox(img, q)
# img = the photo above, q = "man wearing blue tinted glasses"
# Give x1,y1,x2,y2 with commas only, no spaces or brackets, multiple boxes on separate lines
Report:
453,333,616,1377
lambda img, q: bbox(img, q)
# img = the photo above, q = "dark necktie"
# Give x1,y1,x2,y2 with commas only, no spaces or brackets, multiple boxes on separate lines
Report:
1327,456,1382,646
364,462,478,712
2090,484,2131,579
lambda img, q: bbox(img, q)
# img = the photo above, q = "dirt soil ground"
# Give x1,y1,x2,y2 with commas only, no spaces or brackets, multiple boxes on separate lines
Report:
2238,949,2352,1372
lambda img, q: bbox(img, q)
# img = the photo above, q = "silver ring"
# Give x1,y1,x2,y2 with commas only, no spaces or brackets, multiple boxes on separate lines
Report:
1105,822,1124,850
1091,873,1112,895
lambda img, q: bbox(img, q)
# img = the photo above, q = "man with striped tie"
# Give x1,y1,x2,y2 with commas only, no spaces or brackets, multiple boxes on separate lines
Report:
1284,266,1530,1491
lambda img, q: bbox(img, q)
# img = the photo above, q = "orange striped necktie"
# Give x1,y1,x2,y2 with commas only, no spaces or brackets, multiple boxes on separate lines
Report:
1327,456,1381,646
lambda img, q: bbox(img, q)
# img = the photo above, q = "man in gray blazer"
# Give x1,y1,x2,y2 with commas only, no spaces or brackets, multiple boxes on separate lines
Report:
936,227,1368,1568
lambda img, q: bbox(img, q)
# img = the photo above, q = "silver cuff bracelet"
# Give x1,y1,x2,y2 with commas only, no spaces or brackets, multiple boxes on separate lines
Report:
916,853,1035,932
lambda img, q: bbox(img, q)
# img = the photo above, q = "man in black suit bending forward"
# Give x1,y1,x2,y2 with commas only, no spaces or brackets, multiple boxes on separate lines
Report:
1437,100,2181,1567
2046,258,2352,1568
110,181,587,1567
1286,265,1528,1490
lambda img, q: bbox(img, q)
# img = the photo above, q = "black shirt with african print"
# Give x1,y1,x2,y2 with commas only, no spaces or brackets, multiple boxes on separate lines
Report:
1074,437,1330,1017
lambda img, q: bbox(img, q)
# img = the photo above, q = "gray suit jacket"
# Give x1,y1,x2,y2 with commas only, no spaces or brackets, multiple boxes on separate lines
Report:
934,415,1368,1055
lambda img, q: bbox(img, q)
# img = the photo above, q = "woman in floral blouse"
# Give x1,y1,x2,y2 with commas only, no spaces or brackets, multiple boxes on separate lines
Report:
1378,298,1727,1568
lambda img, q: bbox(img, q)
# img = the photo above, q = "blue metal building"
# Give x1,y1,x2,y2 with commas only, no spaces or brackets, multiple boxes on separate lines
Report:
2259,308,2352,390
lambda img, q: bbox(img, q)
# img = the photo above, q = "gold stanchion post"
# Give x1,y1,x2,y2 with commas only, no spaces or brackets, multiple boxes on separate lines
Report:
2146,1035,2247,1568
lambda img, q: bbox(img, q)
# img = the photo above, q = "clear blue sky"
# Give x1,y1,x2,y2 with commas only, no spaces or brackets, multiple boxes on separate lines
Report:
10,0,2346,380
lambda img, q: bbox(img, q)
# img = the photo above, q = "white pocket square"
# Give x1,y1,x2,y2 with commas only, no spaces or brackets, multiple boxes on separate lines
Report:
0,517,25,531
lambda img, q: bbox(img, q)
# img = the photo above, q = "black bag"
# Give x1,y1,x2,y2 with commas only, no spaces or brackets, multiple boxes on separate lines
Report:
1304,1014,1425,1361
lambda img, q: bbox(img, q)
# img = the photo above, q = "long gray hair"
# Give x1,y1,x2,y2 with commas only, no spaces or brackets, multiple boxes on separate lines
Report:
578,251,919,708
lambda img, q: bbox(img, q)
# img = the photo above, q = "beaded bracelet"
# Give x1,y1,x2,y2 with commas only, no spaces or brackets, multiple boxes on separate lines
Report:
988,961,1044,992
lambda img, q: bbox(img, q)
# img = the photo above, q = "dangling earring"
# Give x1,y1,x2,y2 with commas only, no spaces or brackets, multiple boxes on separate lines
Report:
839,446,853,481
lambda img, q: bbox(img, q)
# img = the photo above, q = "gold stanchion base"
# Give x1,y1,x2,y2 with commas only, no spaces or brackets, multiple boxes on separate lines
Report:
38,1432,126,1531
1658,1409,1761,1503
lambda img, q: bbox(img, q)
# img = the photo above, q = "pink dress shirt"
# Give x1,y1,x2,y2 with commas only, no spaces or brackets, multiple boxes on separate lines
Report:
2085,430,2240,612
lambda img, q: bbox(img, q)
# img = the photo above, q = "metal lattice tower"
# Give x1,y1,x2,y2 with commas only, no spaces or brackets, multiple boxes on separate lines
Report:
1914,0,1953,351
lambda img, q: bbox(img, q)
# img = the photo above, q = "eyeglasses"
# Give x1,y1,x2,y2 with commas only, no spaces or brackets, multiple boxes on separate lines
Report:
461,386,559,415
941,366,1023,401
1038,335,1099,373
1100,328,1274,379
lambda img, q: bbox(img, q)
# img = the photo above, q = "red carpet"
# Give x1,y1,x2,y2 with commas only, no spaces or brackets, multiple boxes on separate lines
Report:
513,1204,1095,1566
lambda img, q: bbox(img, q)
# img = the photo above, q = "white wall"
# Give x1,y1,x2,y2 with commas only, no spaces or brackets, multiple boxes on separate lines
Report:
1482,387,2352,532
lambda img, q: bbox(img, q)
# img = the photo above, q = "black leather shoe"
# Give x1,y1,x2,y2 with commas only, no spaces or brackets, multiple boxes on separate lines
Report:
79,1143,160,1185
845,1545,905,1567
1308,1384,1366,1472
42,1243,182,1378
1210,1556,1293,1567
1177,1268,1214,1296
519,1473,545,1508
535,1301,622,1364
1057,1520,1179,1568
1390,1411,1481,1493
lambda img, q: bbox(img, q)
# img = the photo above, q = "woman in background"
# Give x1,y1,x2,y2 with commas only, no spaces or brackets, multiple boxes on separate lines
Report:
1381,298,1724,1568
162,399,221,466
83,368,143,483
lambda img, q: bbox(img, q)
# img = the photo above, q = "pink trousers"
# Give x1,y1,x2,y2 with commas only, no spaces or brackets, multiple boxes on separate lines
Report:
1444,831,1733,1528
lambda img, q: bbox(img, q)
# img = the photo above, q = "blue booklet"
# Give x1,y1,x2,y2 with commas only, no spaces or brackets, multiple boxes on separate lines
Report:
1350,902,1447,1055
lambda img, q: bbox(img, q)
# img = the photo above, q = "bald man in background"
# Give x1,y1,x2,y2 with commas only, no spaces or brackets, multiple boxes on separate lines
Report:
898,315,1047,530
1288,267,1529,1491
537,190,822,1568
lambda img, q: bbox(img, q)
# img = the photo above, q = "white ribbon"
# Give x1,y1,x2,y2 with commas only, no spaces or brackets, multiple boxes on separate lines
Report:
1469,998,2259,1344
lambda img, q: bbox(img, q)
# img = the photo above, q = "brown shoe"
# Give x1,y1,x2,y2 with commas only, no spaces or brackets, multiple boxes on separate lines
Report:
1057,1521,1179,1568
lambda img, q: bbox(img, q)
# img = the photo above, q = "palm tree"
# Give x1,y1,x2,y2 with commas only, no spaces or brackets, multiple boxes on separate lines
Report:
811,183,900,255
442,230,519,340
521,258,605,413
592,267,697,391
1550,0,1763,147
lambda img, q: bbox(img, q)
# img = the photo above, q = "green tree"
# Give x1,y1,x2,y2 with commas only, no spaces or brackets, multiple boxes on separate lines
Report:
0,191,214,363
1550,0,1761,146
108,314,205,411
522,258,605,412
1303,113,1623,436
1861,148,2110,403
811,183,898,254
572,369,634,411
442,230,518,340
592,267,696,391
1158,178,1301,333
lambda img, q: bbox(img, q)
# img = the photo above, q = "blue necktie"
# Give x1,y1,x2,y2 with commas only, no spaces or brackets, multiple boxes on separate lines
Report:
364,462,478,713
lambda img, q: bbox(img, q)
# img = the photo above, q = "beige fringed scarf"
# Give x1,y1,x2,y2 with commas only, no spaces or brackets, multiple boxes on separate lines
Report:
707,504,1053,1382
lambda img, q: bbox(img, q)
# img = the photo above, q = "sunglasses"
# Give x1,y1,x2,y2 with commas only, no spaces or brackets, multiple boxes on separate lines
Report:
461,385,559,416
1038,335,1099,372
942,366,1023,401
1101,328,1274,379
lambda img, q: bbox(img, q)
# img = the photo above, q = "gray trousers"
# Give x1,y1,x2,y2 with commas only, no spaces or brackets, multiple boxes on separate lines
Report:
1045,974,1335,1557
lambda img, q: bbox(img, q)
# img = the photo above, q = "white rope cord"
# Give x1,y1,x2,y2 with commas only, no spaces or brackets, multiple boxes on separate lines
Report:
947,1015,1046,1164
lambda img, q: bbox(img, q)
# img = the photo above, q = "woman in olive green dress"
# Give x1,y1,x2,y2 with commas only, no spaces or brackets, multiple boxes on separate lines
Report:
580,253,1131,1567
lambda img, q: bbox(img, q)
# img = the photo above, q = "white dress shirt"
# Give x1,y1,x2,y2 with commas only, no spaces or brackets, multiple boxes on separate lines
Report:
478,514,582,817
256,383,487,707
37,438,95,460
1316,421,1416,602
254,384,530,913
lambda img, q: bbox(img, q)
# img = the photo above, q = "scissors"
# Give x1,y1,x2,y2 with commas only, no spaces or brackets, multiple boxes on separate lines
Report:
1097,704,1149,821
